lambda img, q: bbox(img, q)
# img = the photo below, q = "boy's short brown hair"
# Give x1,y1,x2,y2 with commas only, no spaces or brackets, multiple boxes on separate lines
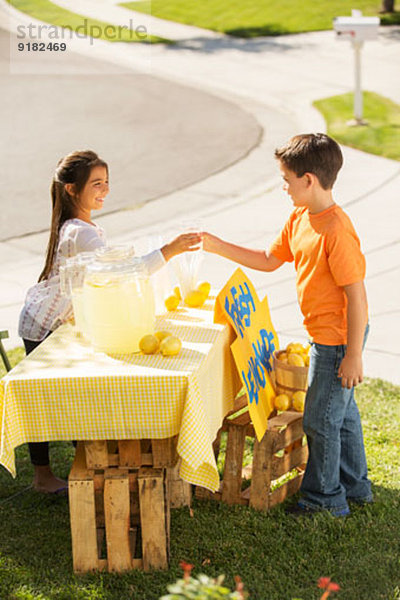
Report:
275,133,343,190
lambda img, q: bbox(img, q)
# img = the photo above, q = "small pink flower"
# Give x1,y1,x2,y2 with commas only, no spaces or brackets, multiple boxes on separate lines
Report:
318,577,341,599
180,561,194,582
327,582,340,592
234,575,245,598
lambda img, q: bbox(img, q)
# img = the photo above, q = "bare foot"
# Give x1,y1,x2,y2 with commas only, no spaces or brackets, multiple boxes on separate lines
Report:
33,465,68,494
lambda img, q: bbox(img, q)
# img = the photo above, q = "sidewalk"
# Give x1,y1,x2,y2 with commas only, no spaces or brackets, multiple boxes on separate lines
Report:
1,1,399,383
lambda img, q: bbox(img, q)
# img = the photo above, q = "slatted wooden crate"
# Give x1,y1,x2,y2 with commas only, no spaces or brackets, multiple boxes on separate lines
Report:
196,397,308,511
68,437,178,573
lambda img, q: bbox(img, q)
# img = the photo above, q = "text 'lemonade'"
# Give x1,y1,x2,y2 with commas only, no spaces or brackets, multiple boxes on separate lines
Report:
83,247,155,354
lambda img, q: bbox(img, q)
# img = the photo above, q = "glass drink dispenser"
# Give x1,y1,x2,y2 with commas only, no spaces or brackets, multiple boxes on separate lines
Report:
82,246,155,353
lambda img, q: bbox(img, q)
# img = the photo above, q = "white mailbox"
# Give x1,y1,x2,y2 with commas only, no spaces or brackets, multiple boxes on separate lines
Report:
333,11,380,124
333,15,380,41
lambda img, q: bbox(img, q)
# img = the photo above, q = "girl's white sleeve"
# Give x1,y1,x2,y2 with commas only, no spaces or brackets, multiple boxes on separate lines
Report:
141,250,166,275
74,224,166,274
75,227,106,253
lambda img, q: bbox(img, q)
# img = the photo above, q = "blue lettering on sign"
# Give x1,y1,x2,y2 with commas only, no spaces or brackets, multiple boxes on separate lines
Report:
241,328,276,404
242,365,259,405
224,283,256,338
254,329,276,374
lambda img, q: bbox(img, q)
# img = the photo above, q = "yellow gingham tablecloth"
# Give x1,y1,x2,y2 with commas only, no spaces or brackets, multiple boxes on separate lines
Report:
0,301,241,491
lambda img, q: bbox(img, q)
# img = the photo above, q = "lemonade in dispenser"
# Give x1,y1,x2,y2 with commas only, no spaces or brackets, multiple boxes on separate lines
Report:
83,246,155,353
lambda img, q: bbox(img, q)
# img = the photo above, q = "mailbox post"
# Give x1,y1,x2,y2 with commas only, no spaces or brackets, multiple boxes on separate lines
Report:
333,10,380,125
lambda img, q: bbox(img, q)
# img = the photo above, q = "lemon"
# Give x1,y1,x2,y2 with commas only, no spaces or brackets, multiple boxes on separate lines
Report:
277,351,288,363
160,335,182,357
286,342,304,354
139,334,159,355
173,286,182,301
287,353,305,367
304,355,310,366
184,290,206,308
197,281,211,299
155,330,172,343
292,390,306,412
164,294,180,312
274,394,291,411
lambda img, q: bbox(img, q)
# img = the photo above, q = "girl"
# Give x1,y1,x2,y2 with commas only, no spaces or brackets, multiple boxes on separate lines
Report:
19,150,201,494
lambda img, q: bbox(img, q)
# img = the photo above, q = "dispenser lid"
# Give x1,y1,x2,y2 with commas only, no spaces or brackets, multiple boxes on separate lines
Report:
86,245,145,275
95,245,135,263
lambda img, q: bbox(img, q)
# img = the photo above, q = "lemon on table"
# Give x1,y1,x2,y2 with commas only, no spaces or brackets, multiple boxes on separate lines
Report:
184,290,206,308
292,390,306,412
173,286,182,301
164,294,180,312
155,330,172,343
287,353,305,367
139,334,160,355
274,393,291,411
196,281,211,299
160,336,182,356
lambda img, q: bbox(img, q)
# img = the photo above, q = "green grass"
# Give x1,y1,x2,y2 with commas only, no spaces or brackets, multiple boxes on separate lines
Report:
1,349,400,599
121,0,400,37
7,0,169,43
314,92,400,161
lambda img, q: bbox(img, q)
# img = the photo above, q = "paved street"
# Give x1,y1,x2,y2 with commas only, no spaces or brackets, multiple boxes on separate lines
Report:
0,26,260,240
0,0,399,383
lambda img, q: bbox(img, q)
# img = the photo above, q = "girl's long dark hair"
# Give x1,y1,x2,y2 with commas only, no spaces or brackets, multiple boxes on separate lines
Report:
38,150,108,282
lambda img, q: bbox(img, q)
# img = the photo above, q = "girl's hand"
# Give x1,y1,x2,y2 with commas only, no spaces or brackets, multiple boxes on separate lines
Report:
161,233,202,261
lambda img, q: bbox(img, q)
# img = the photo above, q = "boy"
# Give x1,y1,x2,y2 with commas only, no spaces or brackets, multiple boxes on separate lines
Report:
203,133,372,517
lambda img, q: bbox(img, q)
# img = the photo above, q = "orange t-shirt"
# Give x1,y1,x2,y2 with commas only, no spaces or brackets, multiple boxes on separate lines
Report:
269,204,366,345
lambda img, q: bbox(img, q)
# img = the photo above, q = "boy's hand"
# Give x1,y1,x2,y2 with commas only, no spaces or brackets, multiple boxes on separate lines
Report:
338,353,363,389
202,232,220,253
161,233,202,261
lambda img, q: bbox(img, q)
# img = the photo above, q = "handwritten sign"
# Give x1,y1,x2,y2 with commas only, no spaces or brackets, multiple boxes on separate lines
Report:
215,269,279,441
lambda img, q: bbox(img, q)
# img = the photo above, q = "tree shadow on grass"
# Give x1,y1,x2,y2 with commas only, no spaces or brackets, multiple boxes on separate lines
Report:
225,24,289,37
380,11,400,27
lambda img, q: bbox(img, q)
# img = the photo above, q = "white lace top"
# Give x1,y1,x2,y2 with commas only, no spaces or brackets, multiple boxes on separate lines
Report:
18,219,165,341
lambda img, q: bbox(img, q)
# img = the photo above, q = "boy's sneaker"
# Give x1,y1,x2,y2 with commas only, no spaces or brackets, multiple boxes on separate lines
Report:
328,505,351,518
347,496,374,506
286,501,350,518
285,502,319,517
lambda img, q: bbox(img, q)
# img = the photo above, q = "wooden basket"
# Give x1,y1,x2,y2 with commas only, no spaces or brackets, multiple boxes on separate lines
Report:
273,350,309,396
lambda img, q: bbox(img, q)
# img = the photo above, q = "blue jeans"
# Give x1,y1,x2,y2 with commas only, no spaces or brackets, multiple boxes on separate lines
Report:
300,325,372,514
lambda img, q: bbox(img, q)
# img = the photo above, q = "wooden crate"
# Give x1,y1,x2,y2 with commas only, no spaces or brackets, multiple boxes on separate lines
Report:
83,437,178,470
196,399,308,511
68,438,177,573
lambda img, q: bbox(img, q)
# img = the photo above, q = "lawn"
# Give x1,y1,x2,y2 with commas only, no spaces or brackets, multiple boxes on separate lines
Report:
7,0,169,43
121,0,400,37
0,348,400,600
313,92,400,162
